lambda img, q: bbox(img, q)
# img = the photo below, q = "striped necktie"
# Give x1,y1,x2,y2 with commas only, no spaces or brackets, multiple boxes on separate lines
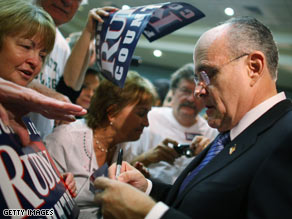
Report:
179,132,230,194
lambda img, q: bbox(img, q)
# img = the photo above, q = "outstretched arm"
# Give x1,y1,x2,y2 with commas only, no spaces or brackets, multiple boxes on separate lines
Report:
63,6,118,90
0,78,86,145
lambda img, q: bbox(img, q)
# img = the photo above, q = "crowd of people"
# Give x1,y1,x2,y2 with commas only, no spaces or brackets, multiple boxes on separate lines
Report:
1,0,291,219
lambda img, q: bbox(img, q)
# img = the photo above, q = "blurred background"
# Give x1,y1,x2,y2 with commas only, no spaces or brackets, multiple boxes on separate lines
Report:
59,0,292,96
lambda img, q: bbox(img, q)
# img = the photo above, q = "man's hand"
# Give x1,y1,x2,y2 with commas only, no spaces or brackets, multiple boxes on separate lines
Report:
131,138,180,166
190,135,211,155
94,177,156,219
0,78,86,145
5,88,86,121
52,92,74,126
109,161,148,192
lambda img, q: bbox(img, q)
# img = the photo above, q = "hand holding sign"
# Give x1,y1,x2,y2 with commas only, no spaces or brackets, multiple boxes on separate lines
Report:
85,7,118,35
95,2,205,87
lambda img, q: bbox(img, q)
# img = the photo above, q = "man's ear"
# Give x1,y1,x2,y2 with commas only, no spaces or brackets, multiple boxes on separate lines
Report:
247,51,265,87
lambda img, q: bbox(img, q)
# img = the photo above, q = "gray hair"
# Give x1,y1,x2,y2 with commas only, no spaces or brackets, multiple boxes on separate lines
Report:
221,16,279,80
170,63,195,90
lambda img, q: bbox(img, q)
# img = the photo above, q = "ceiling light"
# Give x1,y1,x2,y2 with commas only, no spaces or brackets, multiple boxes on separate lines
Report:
153,50,162,57
122,5,130,10
224,7,234,16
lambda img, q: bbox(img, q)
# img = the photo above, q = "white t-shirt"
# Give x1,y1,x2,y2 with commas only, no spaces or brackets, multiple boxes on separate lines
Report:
29,29,71,139
123,107,218,184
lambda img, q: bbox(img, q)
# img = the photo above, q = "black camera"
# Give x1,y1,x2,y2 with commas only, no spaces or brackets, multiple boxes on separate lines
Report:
173,144,194,158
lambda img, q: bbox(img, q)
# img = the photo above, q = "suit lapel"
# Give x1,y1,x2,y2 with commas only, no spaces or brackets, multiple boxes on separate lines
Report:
165,146,209,204
170,99,292,206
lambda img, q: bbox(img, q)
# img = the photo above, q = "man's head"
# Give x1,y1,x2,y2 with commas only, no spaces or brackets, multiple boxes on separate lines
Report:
170,63,204,127
193,16,279,132
38,0,82,26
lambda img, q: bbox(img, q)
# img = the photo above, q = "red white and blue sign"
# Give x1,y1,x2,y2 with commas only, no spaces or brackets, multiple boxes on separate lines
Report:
95,2,205,87
0,117,80,218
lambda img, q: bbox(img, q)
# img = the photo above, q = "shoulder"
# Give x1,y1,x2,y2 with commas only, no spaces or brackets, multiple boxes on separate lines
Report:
55,29,69,45
45,120,90,151
48,119,88,139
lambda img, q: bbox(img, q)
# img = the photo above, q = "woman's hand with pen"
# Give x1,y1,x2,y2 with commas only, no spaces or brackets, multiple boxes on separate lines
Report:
108,161,149,193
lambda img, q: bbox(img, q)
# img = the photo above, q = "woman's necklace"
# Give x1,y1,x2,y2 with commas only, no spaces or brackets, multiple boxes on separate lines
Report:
95,139,108,153
94,134,115,153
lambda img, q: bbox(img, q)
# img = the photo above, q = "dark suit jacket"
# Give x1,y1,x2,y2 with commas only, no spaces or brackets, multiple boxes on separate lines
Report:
150,99,292,219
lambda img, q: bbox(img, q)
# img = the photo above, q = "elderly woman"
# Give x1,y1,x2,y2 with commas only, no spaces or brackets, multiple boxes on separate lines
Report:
45,71,155,218
0,0,78,199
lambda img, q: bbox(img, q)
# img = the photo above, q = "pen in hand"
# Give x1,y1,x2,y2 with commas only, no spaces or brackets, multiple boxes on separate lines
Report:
115,148,123,178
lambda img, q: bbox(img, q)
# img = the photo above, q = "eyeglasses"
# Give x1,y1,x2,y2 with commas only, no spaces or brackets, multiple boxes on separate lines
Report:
177,87,194,96
194,53,249,89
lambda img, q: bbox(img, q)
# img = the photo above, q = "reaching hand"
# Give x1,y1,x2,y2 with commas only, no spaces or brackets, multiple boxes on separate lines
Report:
51,92,74,126
1,81,86,120
85,6,118,35
0,78,87,145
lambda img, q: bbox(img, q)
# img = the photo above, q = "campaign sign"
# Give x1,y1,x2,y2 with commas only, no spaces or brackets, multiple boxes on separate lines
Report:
0,117,79,218
95,2,205,87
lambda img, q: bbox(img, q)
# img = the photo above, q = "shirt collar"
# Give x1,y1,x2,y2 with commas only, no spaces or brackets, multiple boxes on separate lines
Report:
230,92,286,141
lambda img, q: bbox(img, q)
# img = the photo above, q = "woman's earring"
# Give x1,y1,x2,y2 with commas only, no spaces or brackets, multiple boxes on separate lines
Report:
110,121,113,126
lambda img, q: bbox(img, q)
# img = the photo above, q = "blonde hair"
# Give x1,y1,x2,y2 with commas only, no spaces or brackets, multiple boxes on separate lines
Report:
0,0,55,54
86,71,155,129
